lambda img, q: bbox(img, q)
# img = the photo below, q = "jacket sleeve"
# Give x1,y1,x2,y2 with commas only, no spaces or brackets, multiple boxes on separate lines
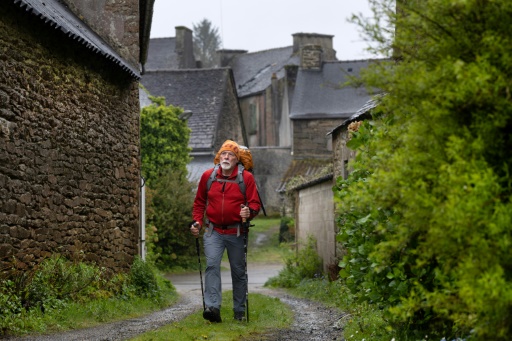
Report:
243,171,261,220
192,169,213,227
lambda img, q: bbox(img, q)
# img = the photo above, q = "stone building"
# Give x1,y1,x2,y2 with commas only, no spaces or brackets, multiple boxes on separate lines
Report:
281,53,386,272
0,0,153,272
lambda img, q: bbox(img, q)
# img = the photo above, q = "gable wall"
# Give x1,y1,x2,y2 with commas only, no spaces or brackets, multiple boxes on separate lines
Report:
293,118,341,159
63,0,140,68
215,76,245,149
332,128,356,181
0,5,141,272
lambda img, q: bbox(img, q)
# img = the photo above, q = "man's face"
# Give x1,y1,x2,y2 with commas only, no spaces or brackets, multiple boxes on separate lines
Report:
220,151,238,172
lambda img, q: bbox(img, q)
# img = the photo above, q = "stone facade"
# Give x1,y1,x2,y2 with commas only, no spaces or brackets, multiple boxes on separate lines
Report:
332,127,356,181
0,4,141,272
292,119,340,159
300,45,323,70
63,0,140,68
250,147,293,215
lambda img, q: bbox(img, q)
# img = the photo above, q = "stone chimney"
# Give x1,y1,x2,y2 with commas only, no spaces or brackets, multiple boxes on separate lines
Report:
300,45,323,70
292,33,336,60
175,26,196,69
216,49,248,67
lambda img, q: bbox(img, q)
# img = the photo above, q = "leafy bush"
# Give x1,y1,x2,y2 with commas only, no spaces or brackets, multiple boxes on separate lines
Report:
0,255,175,336
128,256,159,298
265,236,322,288
140,93,196,270
335,1,512,339
148,168,197,270
278,216,295,243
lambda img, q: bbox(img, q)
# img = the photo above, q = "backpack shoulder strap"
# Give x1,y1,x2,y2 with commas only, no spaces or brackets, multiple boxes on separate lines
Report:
206,164,220,192
237,163,246,201
206,163,247,201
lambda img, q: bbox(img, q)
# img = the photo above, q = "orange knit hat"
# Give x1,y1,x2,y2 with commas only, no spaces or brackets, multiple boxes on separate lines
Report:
216,140,240,161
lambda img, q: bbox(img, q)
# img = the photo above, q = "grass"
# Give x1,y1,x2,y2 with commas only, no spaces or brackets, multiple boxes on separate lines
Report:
246,216,293,264
130,216,295,340
130,291,293,341
21,294,179,335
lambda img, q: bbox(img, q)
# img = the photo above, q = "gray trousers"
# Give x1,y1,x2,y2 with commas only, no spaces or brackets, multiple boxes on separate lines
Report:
203,229,247,313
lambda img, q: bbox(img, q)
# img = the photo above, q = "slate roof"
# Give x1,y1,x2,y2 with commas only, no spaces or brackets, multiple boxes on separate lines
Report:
290,60,382,120
140,68,233,152
12,0,140,79
328,94,385,136
229,47,298,98
145,37,178,71
276,159,332,193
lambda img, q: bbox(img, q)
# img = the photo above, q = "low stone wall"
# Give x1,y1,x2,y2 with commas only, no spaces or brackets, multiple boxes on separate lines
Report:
250,147,292,216
0,5,141,272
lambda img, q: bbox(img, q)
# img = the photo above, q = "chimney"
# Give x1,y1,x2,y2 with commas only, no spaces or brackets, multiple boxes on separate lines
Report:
216,49,248,67
292,33,337,60
300,45,323,70
175,26,196,69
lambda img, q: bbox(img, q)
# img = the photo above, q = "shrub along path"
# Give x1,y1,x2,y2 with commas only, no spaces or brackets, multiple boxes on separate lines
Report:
6,225,347,340
5,266,345,341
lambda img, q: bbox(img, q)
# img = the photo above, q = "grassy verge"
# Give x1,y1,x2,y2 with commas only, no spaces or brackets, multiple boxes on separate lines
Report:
130,290,293,341
0,256,178,337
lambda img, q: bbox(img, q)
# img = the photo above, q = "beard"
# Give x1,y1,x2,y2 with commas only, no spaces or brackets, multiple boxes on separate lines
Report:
220,161,233,171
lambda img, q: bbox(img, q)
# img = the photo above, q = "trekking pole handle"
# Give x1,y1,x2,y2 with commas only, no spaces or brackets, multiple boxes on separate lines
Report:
191,222,200,238
240,204,248,223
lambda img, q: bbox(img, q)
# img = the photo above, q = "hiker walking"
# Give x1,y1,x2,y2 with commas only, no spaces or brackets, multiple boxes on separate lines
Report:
190,140,261,323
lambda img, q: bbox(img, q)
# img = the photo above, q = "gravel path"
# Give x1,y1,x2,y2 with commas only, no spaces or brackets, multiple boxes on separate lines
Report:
6,287,348,341
5,229,348,340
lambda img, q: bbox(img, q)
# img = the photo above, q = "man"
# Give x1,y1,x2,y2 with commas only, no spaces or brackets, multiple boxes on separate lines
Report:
190,140,260,322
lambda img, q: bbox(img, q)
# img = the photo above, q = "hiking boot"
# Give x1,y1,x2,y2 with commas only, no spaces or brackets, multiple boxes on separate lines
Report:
203,306,222,323
234,311,246,321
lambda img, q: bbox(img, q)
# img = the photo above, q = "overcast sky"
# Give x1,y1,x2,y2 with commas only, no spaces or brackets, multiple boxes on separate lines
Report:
150,0,378,61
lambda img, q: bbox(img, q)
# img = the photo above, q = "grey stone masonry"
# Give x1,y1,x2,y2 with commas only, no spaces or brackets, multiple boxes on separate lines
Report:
0,4,141,272
301,45,323,70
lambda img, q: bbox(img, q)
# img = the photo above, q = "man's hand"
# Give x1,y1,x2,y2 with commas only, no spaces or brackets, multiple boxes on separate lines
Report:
240,205,250,220
190,221,201,237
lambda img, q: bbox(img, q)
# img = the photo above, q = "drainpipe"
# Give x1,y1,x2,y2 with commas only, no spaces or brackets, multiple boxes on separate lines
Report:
140,176,146,261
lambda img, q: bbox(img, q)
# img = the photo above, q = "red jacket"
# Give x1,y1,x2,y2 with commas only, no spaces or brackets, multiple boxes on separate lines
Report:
193,165,260,232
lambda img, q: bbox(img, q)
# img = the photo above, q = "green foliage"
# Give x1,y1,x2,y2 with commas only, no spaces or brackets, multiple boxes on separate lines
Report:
0,255,176,336
128,256,159,298
279,216,295,243
193,18,221,68
265,236,322,288
140,92,196,269
140,94,191,187
335,0,512,339
147,168,196,269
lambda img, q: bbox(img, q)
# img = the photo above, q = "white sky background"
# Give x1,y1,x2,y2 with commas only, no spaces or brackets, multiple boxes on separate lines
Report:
150,0,379,61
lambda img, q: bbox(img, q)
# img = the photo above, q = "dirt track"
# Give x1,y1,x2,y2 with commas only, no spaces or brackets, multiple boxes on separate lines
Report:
5,228,347,340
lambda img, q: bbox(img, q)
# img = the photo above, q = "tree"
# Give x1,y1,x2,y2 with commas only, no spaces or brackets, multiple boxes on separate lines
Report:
140,95,191,187
140,93,196,268
193,18,221,68
335,0,512,339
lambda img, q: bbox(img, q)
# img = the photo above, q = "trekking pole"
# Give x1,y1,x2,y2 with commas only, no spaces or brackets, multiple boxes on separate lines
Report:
241,206,250,323
194,223,206,311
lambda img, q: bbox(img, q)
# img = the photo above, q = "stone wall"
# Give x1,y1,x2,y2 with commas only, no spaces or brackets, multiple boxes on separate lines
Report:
292,118,341,159
250,147,292,216
332,127,356,181
63,0,140,69
215,71,247,149
0,5,141,272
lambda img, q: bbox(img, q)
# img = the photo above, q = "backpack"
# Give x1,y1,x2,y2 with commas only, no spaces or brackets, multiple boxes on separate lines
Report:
207,145,267,216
